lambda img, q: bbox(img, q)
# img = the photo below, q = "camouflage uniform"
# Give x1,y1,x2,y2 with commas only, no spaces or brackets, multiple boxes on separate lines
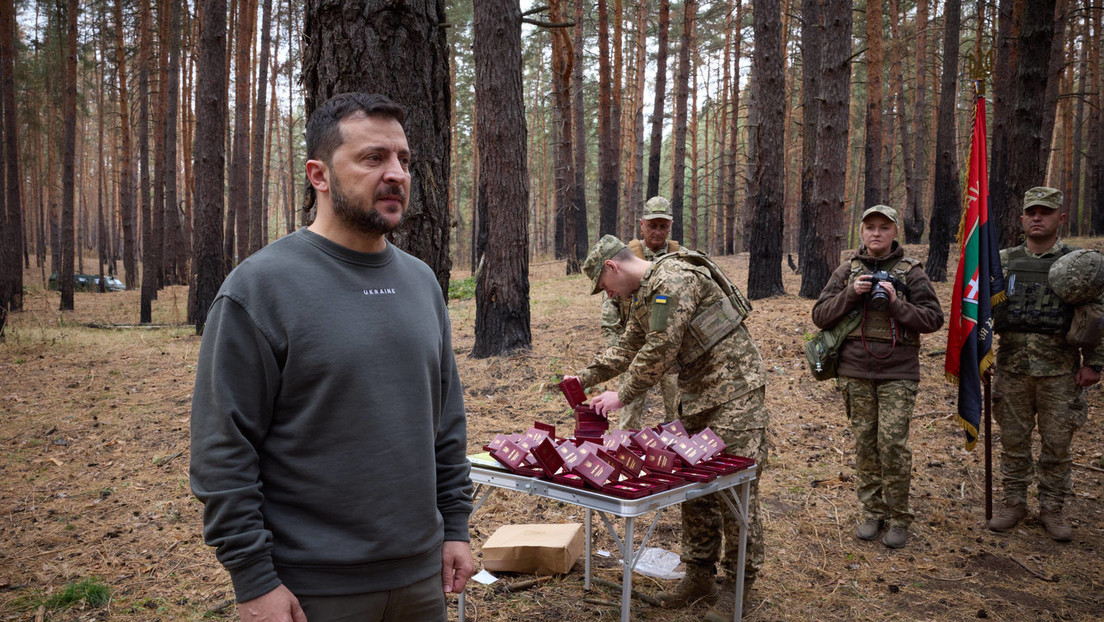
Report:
811,240,944,530
993,240,1104,511
578,255,768,586
599,239,681,430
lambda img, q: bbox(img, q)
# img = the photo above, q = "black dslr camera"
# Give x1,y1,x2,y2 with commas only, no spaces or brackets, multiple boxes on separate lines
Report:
866,271,908,311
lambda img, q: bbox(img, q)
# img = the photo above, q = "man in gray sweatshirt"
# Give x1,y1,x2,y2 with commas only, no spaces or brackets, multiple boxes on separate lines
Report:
190,93,474,622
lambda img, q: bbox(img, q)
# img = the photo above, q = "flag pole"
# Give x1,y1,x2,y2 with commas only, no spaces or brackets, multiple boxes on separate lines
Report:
977,0,992,524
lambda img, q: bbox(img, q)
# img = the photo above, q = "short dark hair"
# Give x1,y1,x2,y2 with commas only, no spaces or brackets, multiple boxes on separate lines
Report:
305,93,406,164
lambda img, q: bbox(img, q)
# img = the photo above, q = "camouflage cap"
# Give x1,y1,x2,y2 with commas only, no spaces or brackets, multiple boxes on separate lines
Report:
642,196,673,220
1023,186,1062,211
861,204,898,224
583,235,627,295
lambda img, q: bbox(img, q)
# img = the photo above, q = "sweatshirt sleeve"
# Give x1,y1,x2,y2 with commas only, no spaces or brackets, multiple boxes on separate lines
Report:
886,263,944,334
189,295,284,603
435,311,473,542
811,262,862,329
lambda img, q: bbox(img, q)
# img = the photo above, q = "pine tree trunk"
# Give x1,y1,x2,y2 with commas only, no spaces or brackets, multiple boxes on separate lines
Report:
191,0,228,332
0,0,23,320
303,0,454,297
596,0,617,236
926,0,963,282
113,0,138,290
747,0,785,299
670,0,696,243
903,0,929,243
797,0,821,297
471,0,531,357
1071,18,1087,235
571,0,588,263
862,0,883,210
725,0,742,254
549,0,578,274
646,0,670,200
59,0,79,311
139,0,156,322
163,0,185,284
249,0,273,254
990,0,1025,247
1037,0,1068,181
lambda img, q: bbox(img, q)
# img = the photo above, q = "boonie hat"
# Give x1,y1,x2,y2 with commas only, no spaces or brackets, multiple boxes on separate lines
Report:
861,205,898,224
583,235,627,295
1023,186,1062,211
642,196,673,220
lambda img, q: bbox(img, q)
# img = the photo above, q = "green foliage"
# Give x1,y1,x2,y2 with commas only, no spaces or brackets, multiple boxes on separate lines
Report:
448,276,476,301
44,577,111,609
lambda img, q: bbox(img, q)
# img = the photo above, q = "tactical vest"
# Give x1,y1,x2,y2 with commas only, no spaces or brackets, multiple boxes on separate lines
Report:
628,238,679,260
649,249,753,366
845,256,921,346
993,245,1074,335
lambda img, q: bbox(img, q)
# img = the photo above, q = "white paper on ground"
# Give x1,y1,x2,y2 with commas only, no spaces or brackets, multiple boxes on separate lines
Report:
471,569,498,585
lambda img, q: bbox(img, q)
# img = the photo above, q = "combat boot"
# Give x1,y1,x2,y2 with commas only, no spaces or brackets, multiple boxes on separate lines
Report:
703,579,747,622
1039,507,1072,542
655,563,717,607
987,500,1027,532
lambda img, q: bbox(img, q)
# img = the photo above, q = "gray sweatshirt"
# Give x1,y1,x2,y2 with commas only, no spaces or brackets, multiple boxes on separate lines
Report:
190,228,472,603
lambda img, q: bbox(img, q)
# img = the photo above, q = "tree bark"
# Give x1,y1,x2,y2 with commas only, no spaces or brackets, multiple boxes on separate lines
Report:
747,0,785,299
1002,0,1058,236
801,0,851,297
191,0,228,332
571,0,588,263
903,0,929,243
989,0,1025,246
0,0,23,323
646,0,670,200
926,0,963,282
549,0,577,273
113,0,138,290
471,0,531,357
862,0,884,210
796,0,821,297
59,0,79,311
303,0,454,298
669,0,696,243
250,0,274,254
138,0,156,322
163,0,185,285
596,0,617,236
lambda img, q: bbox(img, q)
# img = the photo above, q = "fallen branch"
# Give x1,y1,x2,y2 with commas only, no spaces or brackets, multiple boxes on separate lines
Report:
583,597,618,608
592,578,662,606
155,450,184,468
498,576,553,593
1073,461,1104,474
205,599,235,616
911,411,956,420
1010,556,1058,582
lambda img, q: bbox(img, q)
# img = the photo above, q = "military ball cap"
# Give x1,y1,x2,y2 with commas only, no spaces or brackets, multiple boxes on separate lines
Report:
861,204,898,224
583,235,627,295
642,196,673,220
1023,186,1062,211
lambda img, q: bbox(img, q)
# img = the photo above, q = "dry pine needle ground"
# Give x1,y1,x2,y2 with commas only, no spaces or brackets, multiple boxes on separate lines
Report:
1,242,1103,621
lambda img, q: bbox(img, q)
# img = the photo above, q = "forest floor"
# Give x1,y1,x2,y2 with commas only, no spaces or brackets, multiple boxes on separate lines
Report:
2,241,1104,622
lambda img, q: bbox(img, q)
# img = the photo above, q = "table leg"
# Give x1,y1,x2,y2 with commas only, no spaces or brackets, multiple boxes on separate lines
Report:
621,516,634,622
718,480,750,621
585,508,592,591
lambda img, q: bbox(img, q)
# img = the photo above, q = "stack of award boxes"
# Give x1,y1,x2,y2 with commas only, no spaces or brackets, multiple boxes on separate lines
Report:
479,378,755,499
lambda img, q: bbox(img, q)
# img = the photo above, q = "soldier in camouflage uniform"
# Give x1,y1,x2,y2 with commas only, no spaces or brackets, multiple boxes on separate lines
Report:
811,205,944,550
566,235,767,621
988,187,1103,542
600,196,681,430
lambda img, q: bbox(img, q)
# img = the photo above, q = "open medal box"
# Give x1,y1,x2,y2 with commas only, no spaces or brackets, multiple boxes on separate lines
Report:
480,377,755,499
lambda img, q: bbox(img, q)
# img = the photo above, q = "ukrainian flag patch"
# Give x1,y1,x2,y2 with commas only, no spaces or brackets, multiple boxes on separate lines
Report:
655,295,668,304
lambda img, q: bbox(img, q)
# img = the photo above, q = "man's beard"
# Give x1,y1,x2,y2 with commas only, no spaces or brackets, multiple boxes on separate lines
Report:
330,175,406,236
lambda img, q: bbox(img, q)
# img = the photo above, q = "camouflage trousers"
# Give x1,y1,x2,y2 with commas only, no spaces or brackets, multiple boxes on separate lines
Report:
838,377,918,528
677,386,767,585
618,373,680,430
993,371,1087,510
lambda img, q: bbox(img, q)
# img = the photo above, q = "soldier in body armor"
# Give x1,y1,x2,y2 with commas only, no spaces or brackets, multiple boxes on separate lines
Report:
600,196,682,430
811,205,943,549
566,235,767,621
988,187,1103,542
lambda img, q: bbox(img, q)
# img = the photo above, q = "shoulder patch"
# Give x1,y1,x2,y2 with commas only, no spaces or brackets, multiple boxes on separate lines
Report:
655,295,669,305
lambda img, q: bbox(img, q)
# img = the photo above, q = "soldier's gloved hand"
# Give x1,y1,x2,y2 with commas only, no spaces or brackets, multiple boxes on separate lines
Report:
1075,366,1101,388
590,390,624,416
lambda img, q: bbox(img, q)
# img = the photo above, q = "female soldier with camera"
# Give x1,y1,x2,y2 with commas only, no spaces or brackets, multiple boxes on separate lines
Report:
811,205,944,549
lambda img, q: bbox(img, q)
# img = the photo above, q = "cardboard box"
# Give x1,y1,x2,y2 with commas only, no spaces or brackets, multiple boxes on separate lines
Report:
481,523,585,575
